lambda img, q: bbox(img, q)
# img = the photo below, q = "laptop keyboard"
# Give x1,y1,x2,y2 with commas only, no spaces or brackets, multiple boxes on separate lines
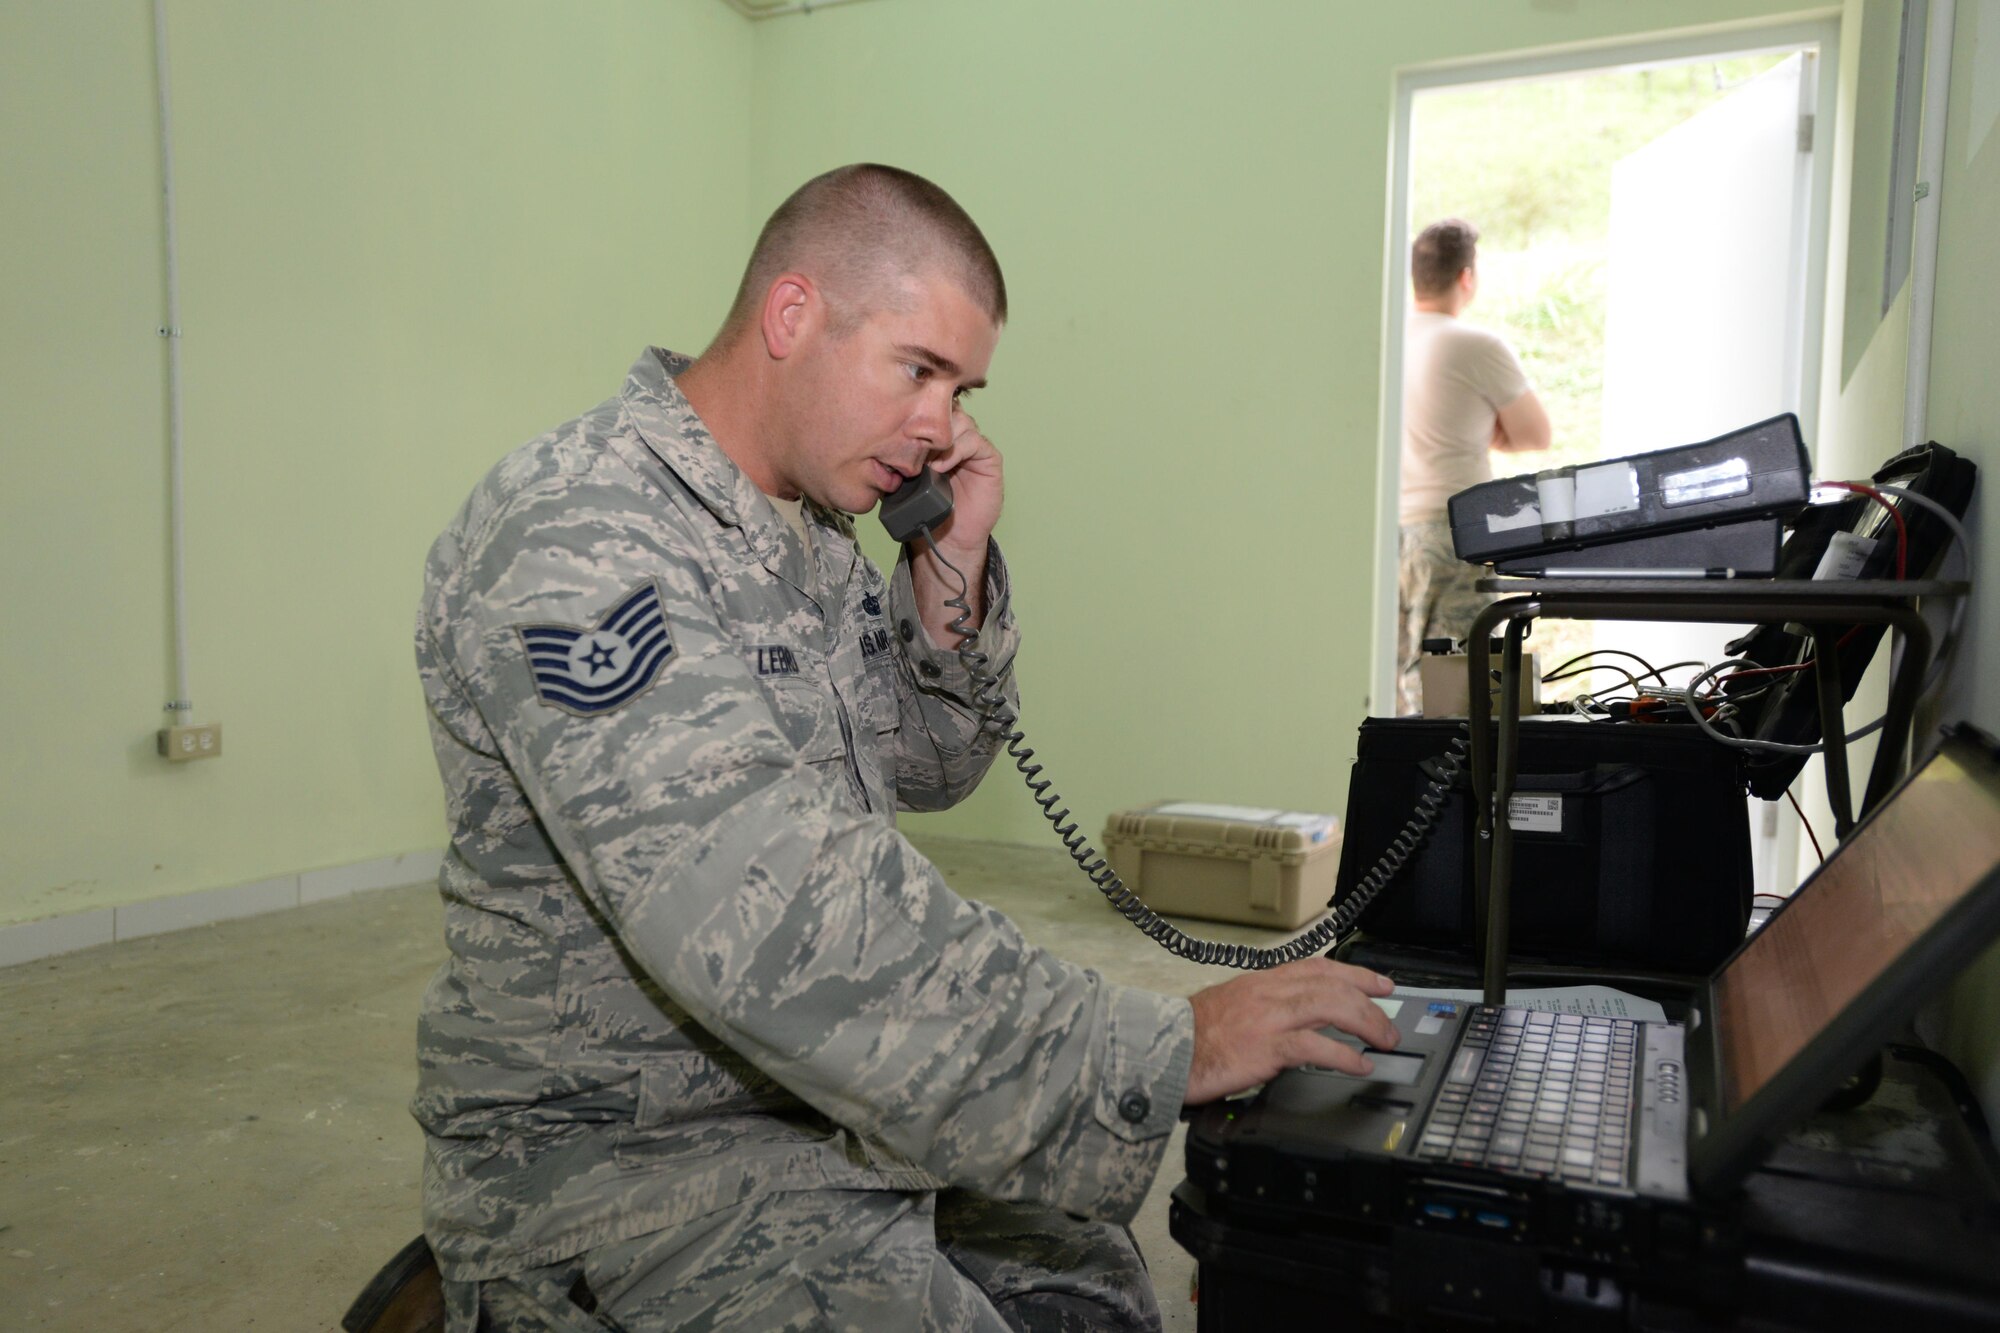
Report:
1414,1007,1639,1188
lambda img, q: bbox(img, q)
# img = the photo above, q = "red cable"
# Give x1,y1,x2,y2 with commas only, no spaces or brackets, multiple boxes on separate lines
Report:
1785,787,1825,864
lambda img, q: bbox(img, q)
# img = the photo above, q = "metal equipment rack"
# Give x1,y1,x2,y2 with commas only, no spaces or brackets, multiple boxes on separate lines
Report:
1464,576,1967,1004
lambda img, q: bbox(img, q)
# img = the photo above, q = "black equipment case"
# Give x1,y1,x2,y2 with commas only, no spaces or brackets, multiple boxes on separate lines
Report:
1725,440,1976,798
1332,717,1752,975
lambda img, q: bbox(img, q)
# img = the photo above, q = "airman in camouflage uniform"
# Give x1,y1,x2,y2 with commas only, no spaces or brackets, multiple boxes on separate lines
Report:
414,165,1402,1331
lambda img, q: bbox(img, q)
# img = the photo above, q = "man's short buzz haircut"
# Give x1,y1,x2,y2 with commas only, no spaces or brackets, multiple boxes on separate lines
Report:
720,164,1007,342
1411,218,1478,299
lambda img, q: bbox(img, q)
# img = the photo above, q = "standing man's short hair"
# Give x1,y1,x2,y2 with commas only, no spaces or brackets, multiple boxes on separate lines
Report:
1411,218,1479,299
717,164,1008,343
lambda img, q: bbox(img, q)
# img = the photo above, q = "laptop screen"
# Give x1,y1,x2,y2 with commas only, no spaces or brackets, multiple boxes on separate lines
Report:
1712,735,2000,1114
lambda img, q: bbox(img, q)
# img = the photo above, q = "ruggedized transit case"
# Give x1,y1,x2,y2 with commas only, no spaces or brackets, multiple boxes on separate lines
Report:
1332,717,1752,974
1448,413,1811,569
1102,803,1343,931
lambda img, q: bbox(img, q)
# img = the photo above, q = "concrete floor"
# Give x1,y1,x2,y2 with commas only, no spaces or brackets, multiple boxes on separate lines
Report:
0,833,1282,1331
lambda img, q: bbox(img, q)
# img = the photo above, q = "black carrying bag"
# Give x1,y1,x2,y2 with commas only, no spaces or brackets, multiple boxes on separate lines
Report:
1724,441,1976,798
1332,717,1752,973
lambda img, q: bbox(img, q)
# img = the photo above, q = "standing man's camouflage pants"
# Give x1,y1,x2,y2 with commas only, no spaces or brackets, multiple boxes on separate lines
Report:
1397,519,1493,716
442,1189,1162,1332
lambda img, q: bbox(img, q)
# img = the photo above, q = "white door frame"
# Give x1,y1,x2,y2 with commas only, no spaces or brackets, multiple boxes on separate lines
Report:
1370,16,1842,716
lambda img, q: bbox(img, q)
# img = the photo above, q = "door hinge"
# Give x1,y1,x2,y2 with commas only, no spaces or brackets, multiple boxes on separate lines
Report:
1797,113,1815,153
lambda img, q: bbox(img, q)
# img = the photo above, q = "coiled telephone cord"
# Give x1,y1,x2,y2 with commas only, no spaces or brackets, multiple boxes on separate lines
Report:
919,532,1471,970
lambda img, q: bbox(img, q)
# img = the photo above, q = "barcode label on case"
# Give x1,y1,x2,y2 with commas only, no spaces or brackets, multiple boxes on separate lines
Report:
1507,794,1563,832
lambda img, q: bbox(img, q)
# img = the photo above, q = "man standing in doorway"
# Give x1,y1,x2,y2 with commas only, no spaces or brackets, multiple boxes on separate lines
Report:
1397,218,1551,714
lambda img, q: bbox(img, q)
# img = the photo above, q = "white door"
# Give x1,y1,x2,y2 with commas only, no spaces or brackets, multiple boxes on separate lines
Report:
1596,52,1817,895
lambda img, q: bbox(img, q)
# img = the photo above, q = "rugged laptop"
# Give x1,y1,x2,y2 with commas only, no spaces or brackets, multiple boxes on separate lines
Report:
1186,723,2000,1269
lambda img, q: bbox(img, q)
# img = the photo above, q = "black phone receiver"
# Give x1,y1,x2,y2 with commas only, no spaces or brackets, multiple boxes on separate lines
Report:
879,467,954,543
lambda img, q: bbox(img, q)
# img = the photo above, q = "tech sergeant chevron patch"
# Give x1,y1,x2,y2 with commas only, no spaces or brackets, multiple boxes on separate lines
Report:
516,580,675,717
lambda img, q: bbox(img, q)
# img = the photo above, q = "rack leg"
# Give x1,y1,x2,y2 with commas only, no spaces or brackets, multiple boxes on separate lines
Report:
1861,609,1934,814
1485,617,1531,1007
1468,614,1498,979
1812,632,1855,839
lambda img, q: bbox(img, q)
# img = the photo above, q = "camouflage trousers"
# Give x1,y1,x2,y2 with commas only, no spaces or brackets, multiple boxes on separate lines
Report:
442,1188,1162,1332
1397,519,1493,716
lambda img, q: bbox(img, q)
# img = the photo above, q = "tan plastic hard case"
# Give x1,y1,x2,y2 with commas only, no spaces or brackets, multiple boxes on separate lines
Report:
1099,803,1343,931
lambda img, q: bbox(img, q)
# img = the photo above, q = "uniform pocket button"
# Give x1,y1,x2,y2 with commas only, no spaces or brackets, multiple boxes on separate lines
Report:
918,660,942,679
1117,1090,1151,1124
898,619,915,642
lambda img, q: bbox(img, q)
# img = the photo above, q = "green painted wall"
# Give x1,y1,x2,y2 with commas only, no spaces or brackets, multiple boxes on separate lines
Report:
1808,0,1999,1124
10,0,1996,1145
1917,0,2000,1123
1834,0,1909,388
0,1,754,925
14,0,1977,943
749,0,1821,848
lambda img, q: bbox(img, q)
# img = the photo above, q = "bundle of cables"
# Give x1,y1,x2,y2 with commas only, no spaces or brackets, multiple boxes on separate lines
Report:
1536,478,1974,863
1690,480,1970,758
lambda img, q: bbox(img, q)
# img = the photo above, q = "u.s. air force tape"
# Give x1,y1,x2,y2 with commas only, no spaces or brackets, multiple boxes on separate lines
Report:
516,580,674,717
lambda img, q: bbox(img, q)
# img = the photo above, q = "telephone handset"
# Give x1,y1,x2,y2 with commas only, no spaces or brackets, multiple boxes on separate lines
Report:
877,464,1464,969
879,467,955,544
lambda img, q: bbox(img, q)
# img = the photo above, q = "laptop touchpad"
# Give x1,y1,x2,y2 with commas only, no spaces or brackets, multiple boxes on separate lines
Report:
1337,1049,1425,1085
1267,1048,1427,1114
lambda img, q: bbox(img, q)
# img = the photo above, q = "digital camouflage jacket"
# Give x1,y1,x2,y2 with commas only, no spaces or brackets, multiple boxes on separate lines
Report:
413,348,1195,1279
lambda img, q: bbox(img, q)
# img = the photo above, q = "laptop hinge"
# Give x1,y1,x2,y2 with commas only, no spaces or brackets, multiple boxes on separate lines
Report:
1636,1022,1693,1200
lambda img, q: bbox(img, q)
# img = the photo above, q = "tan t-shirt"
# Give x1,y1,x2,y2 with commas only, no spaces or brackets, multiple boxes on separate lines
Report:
765,491,813,554
1399,311,1531,525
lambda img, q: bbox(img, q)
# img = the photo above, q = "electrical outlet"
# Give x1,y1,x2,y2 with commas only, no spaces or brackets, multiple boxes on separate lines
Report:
158,722,223,762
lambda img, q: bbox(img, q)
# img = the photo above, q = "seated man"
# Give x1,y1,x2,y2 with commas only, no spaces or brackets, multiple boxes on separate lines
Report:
414,163,1398,1331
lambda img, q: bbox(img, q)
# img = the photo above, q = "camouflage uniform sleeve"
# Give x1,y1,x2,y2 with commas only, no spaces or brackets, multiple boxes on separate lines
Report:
440,482,1193,1224
885,539,1020,813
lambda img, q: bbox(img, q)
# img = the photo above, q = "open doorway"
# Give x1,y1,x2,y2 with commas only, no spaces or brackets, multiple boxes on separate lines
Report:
1377,19,1840,896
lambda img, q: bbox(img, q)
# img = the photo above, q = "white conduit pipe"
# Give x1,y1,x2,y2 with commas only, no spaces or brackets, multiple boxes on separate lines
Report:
153,0,191,722
1904,0,1956,452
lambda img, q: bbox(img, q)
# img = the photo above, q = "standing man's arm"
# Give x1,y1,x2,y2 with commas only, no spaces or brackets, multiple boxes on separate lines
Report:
1491,388,1552,454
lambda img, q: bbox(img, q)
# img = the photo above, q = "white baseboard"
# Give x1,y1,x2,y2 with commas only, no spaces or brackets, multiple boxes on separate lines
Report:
299,849,444,905
0,909,115,969
0,849,444,969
